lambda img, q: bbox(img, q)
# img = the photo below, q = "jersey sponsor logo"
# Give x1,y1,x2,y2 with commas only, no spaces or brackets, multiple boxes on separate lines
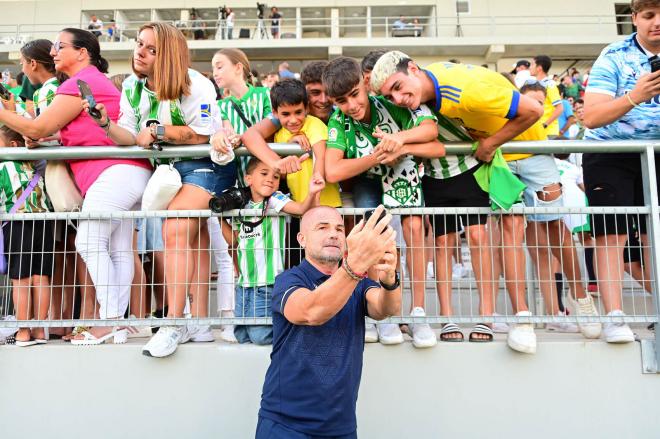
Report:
200,103,211,125
328,127,338,142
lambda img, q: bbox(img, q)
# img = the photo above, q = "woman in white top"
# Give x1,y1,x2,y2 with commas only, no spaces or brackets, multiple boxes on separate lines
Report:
86,22,232,357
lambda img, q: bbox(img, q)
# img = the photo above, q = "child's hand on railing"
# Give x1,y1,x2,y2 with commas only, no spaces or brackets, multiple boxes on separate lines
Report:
290,133,312,152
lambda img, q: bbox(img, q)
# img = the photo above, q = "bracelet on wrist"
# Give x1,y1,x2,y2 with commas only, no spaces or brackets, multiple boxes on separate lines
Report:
342,257,367,282
625,91,639,107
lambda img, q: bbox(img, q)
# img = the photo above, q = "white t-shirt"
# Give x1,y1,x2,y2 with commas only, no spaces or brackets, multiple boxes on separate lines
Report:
118,68,221,137
89,19,104,31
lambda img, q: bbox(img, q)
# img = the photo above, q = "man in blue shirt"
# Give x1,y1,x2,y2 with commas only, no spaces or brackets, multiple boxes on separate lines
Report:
257,205,402,438
582,0,660,343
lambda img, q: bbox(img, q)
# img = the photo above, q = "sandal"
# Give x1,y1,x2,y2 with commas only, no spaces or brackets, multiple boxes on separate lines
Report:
469,324,494,342
70,327,128,346
63,326,88,342
440,323,464,342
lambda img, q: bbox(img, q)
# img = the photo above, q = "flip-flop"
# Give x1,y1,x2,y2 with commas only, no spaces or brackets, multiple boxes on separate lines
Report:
440,323,464,342
16,338,39,347
469,324,494,342
70,328,127,346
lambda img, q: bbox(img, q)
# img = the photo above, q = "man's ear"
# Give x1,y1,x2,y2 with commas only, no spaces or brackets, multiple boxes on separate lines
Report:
408,61,419,75
297,231,305,249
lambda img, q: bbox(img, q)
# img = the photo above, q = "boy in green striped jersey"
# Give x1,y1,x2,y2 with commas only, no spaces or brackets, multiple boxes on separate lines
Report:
322,57,444,349
220,157,324,344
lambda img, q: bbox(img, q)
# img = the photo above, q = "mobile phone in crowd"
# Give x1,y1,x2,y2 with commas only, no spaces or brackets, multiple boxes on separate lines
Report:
650,56,660,73
0,83,11,101
77,79,103,120
364,208,389,233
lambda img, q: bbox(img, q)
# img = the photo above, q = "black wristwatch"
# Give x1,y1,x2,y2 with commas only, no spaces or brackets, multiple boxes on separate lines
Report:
380,271,400,291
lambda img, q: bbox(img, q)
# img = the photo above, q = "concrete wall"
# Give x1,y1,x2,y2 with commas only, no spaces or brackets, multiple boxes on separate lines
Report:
0,337,659,439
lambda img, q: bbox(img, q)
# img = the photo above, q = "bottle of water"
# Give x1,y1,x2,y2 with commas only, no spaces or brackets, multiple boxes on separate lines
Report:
2,69,10,84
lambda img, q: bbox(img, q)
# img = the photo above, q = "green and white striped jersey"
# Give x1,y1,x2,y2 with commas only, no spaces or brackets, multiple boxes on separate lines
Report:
118,69,220,161
424,115,478,179
218,86,272,185
0,161,50,213
33,77,59,117
234,191,290,287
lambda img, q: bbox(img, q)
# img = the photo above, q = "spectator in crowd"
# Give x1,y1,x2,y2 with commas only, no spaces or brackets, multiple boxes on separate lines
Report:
557,93,577,139
570,98,586,139
190,13,206,40
0,126,53,347
83,23,225,354
412,18,422,36
393,16,407,29
582,0,660,343
562,74,582,100
109,73,128,92
323,56,442,347
225,8,235,40
262,71,279,89
530,55,563,138
221,157,324,345
212,48,273,186
278,61,295,79
361,49,388,92
518,82,597,333
300,61,332,124
107,20,120,42
511,60,531,88
270,7,282,39
257,205,401,438
371,51,601,352
0,28,151,345
88,15,104,38
210,48,273,341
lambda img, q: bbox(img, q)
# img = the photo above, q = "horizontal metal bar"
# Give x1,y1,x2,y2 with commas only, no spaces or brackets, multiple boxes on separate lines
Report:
0,315,655,328
0,206,650,221
2,140,659,161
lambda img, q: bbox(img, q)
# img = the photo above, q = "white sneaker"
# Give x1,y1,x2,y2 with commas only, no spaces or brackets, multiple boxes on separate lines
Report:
546,312,579,333
377,323,404,345
426,262,435,279
567,295,602,339
365,323,379,343
0,316,18,340
492,313,510,334
452,263,466,280
142,326,186,358
409,307,437,348
219,310,237,343
186,325,215,343
220,326,238,343
603,310,634,343
127,315,153,339
507,311,537,354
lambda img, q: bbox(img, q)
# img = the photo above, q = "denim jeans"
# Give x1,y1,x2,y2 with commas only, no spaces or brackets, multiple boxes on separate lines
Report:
234,285,273,345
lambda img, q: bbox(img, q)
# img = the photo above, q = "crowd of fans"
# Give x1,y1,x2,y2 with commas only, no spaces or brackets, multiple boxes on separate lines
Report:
0,0,658,358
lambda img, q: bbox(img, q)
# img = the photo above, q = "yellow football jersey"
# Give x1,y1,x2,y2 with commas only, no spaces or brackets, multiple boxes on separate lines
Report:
424,62,546,161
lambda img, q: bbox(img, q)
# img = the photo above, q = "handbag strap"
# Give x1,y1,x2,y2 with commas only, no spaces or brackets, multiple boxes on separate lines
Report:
229,99,252,128
2,170,40,228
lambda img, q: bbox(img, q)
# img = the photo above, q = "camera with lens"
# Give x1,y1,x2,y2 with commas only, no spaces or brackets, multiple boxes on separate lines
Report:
219,5,229,20
210,187,252,213
256,2,266,19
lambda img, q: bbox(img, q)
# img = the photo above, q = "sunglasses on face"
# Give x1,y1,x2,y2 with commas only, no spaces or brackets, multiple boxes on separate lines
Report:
52,41,78,53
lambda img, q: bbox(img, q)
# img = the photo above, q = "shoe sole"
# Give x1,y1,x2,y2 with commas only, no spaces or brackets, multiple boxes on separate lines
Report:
379,336,404,345
191,336,215,343
365,337,379,343
412,339,437,348
507,339,536,354
605,335,635,343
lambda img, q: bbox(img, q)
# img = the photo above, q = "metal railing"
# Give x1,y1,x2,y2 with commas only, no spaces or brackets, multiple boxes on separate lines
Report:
1,141,659,361
0,13,633,44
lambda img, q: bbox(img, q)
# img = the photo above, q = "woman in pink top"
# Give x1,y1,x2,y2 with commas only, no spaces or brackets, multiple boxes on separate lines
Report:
0,28,152,344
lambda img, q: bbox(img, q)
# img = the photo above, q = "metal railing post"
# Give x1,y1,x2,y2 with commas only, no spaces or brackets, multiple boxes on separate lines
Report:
640,146,660,369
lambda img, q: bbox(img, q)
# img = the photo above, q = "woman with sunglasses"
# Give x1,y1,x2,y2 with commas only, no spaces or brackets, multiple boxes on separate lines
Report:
0,28,153,345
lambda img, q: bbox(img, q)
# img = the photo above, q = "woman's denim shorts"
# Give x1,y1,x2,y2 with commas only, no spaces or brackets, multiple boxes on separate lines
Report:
173,158,237,196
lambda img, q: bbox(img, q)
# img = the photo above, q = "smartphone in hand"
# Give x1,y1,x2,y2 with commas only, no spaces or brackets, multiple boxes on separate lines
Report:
364,208,389,233
651,56,660,73
77,79,103,120
0,83,11,101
